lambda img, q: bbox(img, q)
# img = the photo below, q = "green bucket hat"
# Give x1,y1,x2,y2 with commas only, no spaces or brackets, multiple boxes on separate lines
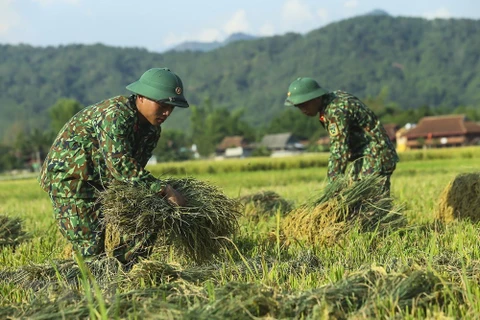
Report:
284,77,329,107
126,68,189,108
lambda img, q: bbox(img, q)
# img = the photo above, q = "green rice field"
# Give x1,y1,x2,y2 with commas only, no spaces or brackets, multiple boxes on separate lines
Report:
1,147,479,319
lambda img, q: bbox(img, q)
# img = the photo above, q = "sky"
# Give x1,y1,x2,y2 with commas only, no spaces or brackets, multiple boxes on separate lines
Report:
0,0,479,53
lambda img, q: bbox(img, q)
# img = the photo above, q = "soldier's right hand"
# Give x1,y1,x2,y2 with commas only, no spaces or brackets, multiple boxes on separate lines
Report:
160,184,186,207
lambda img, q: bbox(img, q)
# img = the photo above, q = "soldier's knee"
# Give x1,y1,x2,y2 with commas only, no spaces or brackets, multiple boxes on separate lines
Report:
49,196,105,257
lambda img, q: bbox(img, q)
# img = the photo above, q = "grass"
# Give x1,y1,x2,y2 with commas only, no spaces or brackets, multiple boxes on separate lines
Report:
0,148,479,318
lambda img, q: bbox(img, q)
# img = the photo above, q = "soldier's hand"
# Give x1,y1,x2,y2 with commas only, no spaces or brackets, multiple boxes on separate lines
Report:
160,184,186,207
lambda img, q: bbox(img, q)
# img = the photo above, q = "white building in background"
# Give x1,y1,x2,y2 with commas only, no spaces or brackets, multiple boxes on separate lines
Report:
191,144,200,159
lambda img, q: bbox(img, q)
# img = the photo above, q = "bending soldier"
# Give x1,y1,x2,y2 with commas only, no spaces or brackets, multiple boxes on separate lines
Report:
284,77,399,195
39,68,188,266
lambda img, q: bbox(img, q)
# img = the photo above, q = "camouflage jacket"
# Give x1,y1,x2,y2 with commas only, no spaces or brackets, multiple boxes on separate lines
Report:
319,91,399,182
39,95,163,198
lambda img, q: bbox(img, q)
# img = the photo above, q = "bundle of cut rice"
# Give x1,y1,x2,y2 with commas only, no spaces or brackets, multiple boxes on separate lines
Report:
125,260,214,286
282,174,406,246
352,268,442,318
0,215,30,247
99,177,241,263
435,172,480,223
0,257,123,290
238,190,293,220
290,267,442,319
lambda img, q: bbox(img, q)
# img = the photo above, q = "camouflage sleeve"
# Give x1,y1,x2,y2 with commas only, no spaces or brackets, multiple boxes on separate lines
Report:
95,115,164,193
327,108,350,182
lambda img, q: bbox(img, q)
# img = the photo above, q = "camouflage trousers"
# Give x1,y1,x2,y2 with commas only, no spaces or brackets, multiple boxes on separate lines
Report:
49,195,157,266
348,157,396,196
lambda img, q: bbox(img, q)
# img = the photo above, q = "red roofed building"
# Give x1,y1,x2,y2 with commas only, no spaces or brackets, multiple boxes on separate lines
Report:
403,115,480,149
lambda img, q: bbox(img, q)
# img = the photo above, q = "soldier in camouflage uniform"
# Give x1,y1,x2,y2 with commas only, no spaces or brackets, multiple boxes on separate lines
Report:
39,68,189,266
284,77,399,195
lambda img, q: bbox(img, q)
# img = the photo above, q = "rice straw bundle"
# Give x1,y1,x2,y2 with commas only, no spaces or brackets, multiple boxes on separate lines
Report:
352,269,442,318
187,268,441,319
125,260,214,286
99,177,241,263
0,257,123,290
282,201,347,246
0,214,30,247
316,268,440,318
435,172,480,223
282,174,406,246
239,190,293,220
189,282,280,318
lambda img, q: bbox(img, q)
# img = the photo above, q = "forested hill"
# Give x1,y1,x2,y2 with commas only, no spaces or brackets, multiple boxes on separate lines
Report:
0,14,479,140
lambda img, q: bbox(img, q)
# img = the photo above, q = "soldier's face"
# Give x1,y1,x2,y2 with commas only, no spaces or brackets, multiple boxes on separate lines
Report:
296,99,319,117
137,96,174,126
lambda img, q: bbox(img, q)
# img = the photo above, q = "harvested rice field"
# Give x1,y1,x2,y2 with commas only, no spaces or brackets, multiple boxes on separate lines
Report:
1,148,480,319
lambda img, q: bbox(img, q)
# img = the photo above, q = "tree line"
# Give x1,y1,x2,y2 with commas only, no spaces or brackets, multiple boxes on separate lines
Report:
1,93,478,173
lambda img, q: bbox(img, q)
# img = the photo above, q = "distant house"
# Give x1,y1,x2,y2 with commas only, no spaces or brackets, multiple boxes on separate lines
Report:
402,115,480,149
260,132,305,157
216,135,252,158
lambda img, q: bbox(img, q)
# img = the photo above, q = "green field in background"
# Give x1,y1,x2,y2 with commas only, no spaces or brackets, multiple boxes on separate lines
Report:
0,148,479,319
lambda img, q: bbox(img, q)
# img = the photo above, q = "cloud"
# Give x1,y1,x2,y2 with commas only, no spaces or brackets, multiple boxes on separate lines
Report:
343,0,358,9
259,23,275,36
163,33,188,47
163,28,222,47
282,0,314,24
423,7,452,20
0,0,20,36
32,0,79,5
197,28,222,42
224,9,250,34
316,8,328,21
163,9,251,48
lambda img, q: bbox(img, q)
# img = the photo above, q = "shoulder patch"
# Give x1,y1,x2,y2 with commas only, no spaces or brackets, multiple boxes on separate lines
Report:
328,123,339,137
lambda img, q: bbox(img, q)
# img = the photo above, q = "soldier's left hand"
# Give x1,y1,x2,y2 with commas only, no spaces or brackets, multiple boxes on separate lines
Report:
160,184,186,207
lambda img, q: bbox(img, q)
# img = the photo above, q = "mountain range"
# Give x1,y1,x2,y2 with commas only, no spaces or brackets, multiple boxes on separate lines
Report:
0,12,479,141
169,32,257,52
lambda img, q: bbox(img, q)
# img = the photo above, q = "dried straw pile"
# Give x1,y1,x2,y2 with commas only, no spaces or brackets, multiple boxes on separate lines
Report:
99,177,241,263
435,172,480,223
238,190,293,220
282,174,406,246
0,214,30,247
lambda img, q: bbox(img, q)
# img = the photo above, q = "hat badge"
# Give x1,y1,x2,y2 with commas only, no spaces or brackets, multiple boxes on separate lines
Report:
175,87,182,94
